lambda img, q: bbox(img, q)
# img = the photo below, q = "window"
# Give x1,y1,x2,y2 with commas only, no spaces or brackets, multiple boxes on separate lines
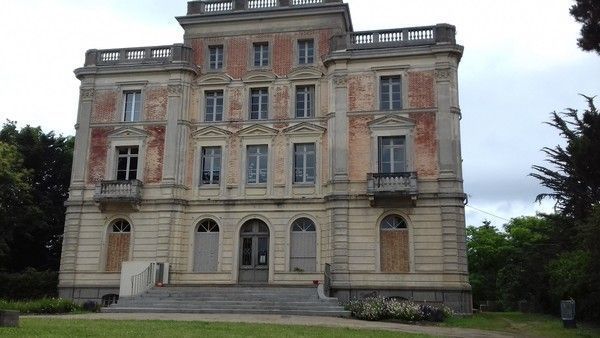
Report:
208,45,224,70
123,91,141,122
201,147,221,185
380,76,402,110
379,214,409,272
247,145,268,184
298,39,314,64
295,85,315,118
290,218,317,272
250,88,268,120
294,143,316,184
205,91,224,122
378,136,406,173
116,146,138,181
194,219,220,272
253,42,269,67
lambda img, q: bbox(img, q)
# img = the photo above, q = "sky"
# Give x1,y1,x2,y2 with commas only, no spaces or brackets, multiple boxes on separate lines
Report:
1,0,598,228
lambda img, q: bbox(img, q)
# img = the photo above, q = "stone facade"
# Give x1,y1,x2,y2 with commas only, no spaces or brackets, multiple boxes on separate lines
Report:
59,0,471,313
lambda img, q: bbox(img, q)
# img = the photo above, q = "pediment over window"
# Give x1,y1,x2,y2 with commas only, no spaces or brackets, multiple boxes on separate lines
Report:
192,126,232,139
283,122,326,136
368,115,415,131
107,126,150,140
238,124,279,137
198,73,233,85
287,67,323,80
242,71,277,83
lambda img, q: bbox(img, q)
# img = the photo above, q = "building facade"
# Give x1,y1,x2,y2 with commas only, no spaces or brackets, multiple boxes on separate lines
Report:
59,0,471,313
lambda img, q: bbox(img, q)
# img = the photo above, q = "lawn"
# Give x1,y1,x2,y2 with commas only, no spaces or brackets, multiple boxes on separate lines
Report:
443,312,600,338
0,318,430,338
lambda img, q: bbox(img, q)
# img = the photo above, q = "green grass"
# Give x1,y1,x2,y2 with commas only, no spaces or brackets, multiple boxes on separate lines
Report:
0,319,430,338
0,298,80,314
443,312,600,338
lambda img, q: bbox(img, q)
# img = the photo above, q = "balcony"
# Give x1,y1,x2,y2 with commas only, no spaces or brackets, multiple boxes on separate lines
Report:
94,180,143,209
187,0,342,15
331,24,456,51
367,172,418,206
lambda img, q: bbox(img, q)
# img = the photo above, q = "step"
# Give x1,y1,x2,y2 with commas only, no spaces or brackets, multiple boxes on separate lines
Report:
103,306,351,317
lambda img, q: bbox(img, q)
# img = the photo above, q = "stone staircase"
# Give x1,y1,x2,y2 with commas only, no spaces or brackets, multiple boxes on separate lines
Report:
104,285,350,317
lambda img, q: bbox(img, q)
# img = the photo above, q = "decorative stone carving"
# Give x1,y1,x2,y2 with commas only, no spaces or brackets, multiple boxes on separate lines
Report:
333,76,347,87
80,88,94,100
168,84,183,96
435,69,452,81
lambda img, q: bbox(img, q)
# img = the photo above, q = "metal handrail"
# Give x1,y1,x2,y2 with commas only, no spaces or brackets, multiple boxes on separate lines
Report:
131,263,155,297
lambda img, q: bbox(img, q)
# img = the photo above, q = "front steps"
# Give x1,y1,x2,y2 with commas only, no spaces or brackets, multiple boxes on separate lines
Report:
104,285,350,317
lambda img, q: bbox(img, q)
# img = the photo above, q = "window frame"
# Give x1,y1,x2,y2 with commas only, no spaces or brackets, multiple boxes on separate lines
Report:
293,143,316,185
378,75,403,111
246,144,269,185
297,39,315,65
208,45,225,71
122,90,142,122
249,87,269,120
204,90,224,122
252,42,270,68
200,146,222,186
295,85,315,119
115,146,139,181
378,136,407,174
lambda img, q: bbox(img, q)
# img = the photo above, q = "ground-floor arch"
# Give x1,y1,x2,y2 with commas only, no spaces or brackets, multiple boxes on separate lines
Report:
238,219,270,284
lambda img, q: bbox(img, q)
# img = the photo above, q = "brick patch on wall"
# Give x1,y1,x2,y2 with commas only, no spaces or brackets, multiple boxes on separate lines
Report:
408,71,435,109
91,90,117,123
144,126,165,183
144,87,168,120
348,74,376,112
228,87,243,121
226,37,249,79
348,115,373,181
410,112,438,178
87,128,111,184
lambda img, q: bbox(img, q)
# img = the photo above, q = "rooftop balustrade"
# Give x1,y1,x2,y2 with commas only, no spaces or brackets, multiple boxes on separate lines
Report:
83,44,194,67
331,24,456,51
186,0,343,15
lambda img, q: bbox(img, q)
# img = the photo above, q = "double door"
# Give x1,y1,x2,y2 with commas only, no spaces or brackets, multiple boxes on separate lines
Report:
239,220,269,283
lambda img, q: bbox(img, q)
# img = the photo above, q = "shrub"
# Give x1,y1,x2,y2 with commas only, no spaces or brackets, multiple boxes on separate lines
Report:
0,269,58,300
345,296,454,322
0,298,80,314
82,301,100,312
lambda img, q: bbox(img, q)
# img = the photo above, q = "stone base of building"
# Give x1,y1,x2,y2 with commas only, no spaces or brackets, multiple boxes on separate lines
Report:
59,286,120,306
332,287,473,314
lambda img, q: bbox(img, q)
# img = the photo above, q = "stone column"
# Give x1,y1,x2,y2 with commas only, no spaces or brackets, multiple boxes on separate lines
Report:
70,86,94,189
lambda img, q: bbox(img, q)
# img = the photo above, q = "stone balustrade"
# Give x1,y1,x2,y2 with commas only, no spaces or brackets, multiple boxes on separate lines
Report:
94,180,143,204
187,0,342,15
331,24,457,51
366,172,418,196
84,44,194,67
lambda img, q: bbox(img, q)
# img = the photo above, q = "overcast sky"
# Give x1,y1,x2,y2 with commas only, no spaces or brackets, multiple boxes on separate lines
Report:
1,0,598,228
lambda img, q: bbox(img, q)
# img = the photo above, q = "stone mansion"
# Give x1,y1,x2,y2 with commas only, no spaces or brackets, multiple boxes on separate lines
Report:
59,0,471,313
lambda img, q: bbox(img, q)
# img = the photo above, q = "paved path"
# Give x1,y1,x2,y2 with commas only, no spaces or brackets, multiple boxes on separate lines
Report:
27,313,515,338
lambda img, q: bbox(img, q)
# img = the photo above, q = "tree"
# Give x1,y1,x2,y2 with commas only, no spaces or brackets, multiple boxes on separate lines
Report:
530,96,600,219
570,0,600,55
0,121,74,271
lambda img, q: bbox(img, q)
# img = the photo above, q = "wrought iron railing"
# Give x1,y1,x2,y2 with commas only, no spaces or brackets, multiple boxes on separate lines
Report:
131,263,156,297
366,172,418,194
323,263,332,297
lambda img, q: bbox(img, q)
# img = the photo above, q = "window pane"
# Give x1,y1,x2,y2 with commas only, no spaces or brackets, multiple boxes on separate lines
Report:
129,157,138,171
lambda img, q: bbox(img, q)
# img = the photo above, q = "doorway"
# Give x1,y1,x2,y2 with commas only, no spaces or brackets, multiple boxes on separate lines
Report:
239,219,270,284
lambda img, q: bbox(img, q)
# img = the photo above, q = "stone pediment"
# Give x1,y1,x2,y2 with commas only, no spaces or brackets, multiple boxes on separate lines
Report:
198,73,233,85
287,67,323,80
192,126,232,139
368,115,415,130
283,122,326,136
238,124,279,137
242,71,276,83
107,126,150,140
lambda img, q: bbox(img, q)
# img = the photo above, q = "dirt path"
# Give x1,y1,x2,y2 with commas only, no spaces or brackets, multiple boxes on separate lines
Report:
27,313,516,338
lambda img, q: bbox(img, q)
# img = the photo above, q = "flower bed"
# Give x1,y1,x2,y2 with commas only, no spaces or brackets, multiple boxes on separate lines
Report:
345,296,454,322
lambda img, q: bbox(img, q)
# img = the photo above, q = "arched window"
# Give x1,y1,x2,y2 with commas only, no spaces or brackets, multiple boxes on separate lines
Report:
106,219,131,272
380,214,409,272
290,218,317,272
194,219,220,272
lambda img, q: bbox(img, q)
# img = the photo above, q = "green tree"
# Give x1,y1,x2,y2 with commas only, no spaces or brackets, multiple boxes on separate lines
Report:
466,221,509,306
570,0,600,55
0,121,74,271
530,96,600,219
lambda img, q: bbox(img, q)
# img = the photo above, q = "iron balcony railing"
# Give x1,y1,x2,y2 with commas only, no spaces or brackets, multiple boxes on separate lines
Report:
93,180,143,204
366,172,418,195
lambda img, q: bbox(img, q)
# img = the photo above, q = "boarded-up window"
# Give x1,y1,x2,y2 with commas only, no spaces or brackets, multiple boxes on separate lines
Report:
106,219,131,272
194,219,219,272
380,215,409,272
290,218,316,272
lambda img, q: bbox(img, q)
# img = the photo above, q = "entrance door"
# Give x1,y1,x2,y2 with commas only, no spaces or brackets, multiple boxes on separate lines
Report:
239,219,270,283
